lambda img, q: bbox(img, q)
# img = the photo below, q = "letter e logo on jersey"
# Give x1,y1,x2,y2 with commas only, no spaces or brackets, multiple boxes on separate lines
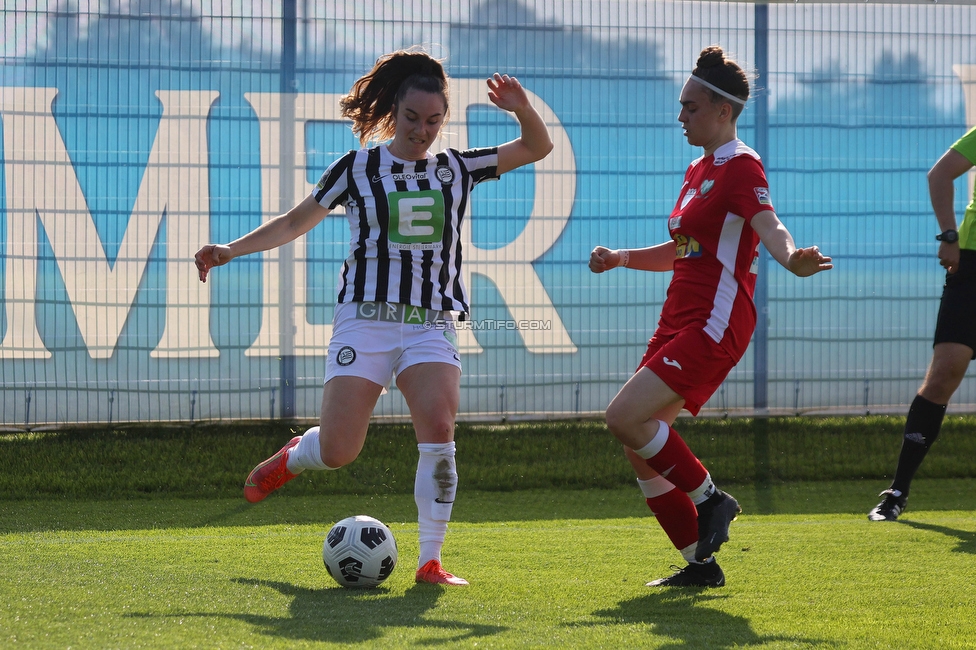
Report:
388,190,446,250
754,187,772,206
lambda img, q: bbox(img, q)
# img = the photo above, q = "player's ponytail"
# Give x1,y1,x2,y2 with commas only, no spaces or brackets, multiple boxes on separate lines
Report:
340,48,449,146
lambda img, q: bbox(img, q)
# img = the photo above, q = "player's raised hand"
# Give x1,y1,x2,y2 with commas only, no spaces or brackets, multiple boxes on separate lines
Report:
195,244,233,283
788,246,833,277
486,73,530,112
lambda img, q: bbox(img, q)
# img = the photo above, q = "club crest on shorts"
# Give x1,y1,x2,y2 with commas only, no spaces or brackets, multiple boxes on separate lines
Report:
336,346,357,366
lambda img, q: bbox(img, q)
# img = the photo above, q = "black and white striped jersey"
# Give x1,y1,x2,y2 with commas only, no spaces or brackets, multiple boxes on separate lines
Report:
313,144,499,313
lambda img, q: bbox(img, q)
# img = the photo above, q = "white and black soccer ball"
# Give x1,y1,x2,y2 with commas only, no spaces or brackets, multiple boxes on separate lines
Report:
322,515,398,588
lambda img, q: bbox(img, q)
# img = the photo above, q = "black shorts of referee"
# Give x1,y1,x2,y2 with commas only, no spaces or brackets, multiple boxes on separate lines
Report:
934,248,976,359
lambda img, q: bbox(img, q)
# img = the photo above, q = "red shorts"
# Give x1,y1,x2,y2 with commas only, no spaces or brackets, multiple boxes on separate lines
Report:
639,327,738,416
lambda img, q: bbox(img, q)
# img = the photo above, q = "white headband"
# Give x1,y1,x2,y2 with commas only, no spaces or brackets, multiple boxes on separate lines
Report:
687,74,747,106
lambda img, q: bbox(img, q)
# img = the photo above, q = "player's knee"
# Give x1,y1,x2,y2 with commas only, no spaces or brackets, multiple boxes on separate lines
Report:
320,445,361,469
416,420,455,444
605,402,636,440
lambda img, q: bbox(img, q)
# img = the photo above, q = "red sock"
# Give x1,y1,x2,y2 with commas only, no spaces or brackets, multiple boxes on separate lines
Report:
646,490,698,551
644,426,708,493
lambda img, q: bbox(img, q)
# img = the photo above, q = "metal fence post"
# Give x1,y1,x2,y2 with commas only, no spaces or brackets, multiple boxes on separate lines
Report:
279,0,298,419
753,3,771,411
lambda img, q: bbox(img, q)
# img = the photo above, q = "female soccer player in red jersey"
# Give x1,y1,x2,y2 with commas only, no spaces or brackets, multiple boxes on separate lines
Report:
590,46,832,587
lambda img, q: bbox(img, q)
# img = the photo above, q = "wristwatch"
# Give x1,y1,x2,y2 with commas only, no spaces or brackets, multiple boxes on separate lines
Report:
936,229,959,244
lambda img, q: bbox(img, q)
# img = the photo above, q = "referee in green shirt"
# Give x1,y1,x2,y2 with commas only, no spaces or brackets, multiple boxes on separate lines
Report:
869,125,976,521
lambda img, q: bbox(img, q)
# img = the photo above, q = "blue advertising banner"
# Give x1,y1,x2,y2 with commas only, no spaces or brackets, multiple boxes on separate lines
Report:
2,1,975,425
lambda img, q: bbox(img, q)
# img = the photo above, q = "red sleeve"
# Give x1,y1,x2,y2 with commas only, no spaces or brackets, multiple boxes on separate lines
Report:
726,155,774,222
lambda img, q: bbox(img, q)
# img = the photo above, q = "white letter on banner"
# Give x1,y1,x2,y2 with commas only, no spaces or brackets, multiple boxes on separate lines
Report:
441,78,577,354
0,87,219,359
151,91,220,358
242,92,346,357
0,87,53,358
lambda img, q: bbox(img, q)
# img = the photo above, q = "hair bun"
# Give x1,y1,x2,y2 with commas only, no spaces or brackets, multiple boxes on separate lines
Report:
696,45,725,69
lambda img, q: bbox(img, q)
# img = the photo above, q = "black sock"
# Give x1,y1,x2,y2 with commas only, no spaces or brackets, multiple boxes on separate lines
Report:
890,395,946,497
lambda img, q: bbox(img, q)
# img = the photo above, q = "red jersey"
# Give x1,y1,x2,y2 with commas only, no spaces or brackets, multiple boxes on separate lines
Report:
656,139,773,360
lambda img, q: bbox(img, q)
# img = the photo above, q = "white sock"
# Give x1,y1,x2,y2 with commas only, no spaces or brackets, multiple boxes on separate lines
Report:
636,475,675,499
687,474,716,506
285,427,333,473
415,441,457,567
631,420,669,459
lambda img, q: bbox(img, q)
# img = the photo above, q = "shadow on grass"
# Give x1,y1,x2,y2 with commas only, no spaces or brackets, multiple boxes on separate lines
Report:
127,578,506,645
2,480,974,534
898,519,976,555
577,591,833,649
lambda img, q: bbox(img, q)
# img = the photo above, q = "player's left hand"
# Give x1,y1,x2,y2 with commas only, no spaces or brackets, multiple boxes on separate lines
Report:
788,246,833,277
938,241,960,274
486,73,530,113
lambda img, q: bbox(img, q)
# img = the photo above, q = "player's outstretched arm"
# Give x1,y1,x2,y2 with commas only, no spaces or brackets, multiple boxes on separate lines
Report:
751,210,832,278
195,194,330,283
589,241,676,273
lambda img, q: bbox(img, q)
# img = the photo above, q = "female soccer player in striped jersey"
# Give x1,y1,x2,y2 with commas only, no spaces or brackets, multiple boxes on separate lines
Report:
195,49,553,586
589,46,832,587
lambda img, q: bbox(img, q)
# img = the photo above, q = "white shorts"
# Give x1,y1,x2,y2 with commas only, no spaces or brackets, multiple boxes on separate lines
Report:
324,302,461,388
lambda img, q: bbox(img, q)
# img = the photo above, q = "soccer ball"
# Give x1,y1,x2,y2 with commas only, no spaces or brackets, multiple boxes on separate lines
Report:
322,515,398,588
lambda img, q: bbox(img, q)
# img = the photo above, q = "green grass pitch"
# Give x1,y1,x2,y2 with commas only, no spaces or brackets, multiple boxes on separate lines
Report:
2,418,975,648
2,483,975,649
